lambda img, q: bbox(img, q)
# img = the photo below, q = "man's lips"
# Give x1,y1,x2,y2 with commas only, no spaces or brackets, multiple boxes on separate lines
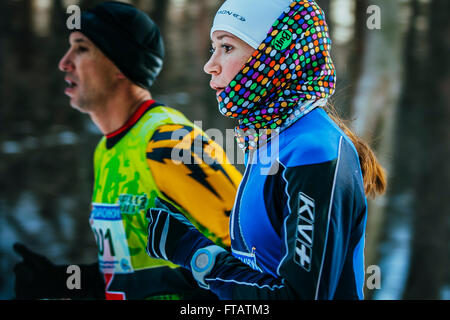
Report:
64,77,78,96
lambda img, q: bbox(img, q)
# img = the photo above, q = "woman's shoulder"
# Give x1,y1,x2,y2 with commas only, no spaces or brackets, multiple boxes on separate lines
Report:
279,108,348,168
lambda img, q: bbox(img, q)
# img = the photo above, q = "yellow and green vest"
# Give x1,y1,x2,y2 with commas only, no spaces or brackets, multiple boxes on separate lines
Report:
90,106,194,273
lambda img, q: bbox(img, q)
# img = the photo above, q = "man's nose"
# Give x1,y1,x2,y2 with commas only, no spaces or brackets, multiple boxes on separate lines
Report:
58,51,74,72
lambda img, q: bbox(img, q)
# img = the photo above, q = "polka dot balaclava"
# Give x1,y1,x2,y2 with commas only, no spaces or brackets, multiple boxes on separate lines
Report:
214,0,336,151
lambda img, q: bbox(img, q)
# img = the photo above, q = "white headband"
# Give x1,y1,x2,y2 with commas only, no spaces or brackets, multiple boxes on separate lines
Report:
210,0,293,49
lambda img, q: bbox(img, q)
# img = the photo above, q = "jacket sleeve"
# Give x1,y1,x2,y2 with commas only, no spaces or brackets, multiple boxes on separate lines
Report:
204,138,367,299
146,123,242,247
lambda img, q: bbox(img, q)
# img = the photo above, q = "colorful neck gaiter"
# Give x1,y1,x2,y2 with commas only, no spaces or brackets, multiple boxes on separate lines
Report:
217,0,336,151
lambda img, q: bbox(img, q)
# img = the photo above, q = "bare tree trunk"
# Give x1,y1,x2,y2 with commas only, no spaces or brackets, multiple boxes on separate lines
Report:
403,0,450,299
347,0,404,299
344,0,367,119
12,0,33,71
0,0,5,132
192,0,217,127
150,0,170,33
0,0,6,298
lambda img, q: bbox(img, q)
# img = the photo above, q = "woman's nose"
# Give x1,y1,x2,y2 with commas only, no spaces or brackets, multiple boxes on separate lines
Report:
203,55,220,76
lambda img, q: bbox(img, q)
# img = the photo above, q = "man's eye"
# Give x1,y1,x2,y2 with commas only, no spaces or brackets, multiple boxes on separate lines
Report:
77,46,88,53
209,47,216,54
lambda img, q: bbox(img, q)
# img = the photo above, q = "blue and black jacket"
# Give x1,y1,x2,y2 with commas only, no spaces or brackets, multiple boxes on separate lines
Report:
204,107,368,299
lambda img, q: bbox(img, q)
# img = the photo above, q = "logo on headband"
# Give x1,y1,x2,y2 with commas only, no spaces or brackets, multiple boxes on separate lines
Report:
271,29,293,51
217,10,246,22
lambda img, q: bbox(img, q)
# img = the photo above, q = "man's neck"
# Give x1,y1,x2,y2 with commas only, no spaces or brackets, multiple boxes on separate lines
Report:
89,89,152,135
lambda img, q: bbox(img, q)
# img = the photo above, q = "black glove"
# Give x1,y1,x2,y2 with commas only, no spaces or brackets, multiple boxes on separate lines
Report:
146,197,214,269
13,243,105,300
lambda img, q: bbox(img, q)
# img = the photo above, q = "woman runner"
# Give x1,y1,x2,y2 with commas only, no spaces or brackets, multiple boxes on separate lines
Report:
145,0,386,299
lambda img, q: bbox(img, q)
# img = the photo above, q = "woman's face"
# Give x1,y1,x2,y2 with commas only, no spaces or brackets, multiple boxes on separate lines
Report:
204,30,255,97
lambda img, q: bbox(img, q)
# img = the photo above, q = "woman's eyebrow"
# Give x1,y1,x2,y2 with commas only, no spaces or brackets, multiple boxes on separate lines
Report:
216,34,236,41
211,34,236,46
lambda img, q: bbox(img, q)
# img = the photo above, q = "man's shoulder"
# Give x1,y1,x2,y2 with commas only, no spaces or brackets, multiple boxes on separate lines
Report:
127,102,192,142
139,103,192,128
146,102,185,118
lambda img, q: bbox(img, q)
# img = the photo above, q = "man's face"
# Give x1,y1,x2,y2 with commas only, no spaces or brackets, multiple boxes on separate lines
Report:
58,32,120,112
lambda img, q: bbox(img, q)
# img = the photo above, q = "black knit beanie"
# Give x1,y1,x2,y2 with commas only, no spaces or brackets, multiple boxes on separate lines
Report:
78,1,164,89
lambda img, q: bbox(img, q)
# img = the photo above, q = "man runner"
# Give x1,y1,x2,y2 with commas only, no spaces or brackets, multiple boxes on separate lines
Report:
13,1,241,300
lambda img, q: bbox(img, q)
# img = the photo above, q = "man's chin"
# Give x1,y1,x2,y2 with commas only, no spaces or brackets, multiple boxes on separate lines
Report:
69,99,80,110
69,98,88,113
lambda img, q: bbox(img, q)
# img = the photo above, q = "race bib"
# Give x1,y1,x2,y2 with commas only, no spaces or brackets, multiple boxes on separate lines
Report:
90,203,134,274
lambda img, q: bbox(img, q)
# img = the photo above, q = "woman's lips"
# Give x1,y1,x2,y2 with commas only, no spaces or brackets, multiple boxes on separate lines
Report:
210,81,224,96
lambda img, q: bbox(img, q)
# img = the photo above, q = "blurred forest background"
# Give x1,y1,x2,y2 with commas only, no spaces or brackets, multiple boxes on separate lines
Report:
0,0,448,300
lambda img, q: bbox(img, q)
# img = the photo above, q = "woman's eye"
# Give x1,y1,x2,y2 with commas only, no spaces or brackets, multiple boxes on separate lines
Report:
209,44,232,55
222,44,232,53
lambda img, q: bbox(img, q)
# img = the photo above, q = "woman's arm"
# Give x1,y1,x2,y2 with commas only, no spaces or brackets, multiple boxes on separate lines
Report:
147,137,367,299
